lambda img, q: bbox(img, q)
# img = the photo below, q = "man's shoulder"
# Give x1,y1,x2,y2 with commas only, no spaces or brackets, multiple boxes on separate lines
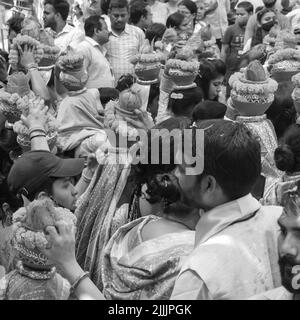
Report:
126,24,145,35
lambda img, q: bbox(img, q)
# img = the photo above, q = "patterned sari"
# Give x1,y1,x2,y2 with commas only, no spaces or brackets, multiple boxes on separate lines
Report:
75,148,132,291
102,215,195,300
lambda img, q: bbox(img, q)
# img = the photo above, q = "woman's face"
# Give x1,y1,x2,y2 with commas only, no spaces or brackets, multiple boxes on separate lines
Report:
197,4,205,21
208,75,224,100
261,11,275,25
178,5,194,25
52,177,78,211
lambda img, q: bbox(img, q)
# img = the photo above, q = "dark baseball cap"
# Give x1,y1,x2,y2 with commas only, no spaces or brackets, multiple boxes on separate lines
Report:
8,150,85,198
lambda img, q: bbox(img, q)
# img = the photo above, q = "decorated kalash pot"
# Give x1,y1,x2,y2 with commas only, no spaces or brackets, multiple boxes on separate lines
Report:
267,37,300,83
12,94,58,153
0,72,34,124
164,46,200,90
104,83,151,152
130,40,165,85
0,198,76,300
57,53,89,92
291,72,300,116
229,60,283,187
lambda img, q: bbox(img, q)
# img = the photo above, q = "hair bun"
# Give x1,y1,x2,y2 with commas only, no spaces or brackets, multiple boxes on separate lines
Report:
274,144,295,172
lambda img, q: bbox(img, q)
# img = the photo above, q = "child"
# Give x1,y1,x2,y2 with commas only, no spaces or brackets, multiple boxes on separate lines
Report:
221,1,254,98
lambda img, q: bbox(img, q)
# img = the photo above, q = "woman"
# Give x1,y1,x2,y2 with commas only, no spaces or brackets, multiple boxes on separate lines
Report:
195,58,226,103
251,8,277,48
263,122,300,205
177,0,198,36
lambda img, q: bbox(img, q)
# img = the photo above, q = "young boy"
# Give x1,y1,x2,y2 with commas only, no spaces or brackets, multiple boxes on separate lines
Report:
221,1,254,98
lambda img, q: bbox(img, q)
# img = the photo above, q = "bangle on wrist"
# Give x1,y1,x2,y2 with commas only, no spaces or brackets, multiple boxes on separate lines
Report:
30,133,46,140
29,127,46,136
26,62,38,71
70,271,90,295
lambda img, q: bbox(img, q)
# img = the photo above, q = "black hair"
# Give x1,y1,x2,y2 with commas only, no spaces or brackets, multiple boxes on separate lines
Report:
255,5,264,13
192,101,227,122
7,15,24,34
178,0,197,26
168,87,203,118
257,7,274,23
98,87,119,106
236,1,254,14
145,23,166,43
109,0,129,11
44,0,70,21
265,81,296,139
101,0,111,14
275,124,300,173
194,120,261,200
130,116,191,215
116,74,135,92
129,0,148,25
84,14,103,37
195,59,226,100
30,177,56,202
166,12,185,29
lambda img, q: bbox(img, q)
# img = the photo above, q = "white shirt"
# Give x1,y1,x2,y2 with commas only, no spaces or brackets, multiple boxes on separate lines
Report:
53,24,85,54
149,1,170,25
77,37,114,89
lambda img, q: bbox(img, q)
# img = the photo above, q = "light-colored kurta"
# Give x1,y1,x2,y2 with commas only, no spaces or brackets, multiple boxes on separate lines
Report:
171,194,282,300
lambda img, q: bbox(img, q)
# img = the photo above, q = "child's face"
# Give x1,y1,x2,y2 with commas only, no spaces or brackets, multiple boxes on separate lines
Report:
236,7,250,27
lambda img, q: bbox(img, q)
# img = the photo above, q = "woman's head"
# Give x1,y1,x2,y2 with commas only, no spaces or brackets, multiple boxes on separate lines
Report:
7,151,85,211
257,7,276,32
178,0,197,27
145,23,166,42
168,87,203,118
275,124,300,174
196,59,226,100
166,12,185,30
266,81,296,139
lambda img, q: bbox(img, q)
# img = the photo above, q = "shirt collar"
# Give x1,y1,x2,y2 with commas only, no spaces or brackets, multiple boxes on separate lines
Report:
56,23,73,37
195,193,261,245
110,24,131,37
85,36,100,48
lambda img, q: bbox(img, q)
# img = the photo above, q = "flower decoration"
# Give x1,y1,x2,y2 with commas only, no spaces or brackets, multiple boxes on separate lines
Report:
13,198,76,266
130,40,165,85
8,34,44,68
164,46,199,88
268,48,300,73
229,60,278,116
6,72,30,97
291,73,300,105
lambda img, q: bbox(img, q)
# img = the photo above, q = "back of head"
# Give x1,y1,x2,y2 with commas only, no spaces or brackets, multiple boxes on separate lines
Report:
196,120,261,200
129,0,147,25
44,0,70,21
266,81,296,139
168,87,203,118
7,14,24,34
166,12,185,29
84,14,102,37
192,101,226,122
101,0,111,15
275,123,300,173
145,23,166,43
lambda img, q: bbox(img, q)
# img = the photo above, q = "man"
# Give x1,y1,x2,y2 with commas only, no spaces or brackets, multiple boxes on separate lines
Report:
43,0,84,53
250,182,300,300
171,120,282,300
77,15,115,89
243,0,290,47
203,0,231,49
105,0,145,82
129,0,153,32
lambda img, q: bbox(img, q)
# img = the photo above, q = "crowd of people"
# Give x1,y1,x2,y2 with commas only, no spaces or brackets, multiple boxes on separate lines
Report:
0,0,300,300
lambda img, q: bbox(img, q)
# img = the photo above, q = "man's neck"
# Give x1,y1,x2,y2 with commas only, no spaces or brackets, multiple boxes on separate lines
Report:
111,26,126,35
55,20,67,34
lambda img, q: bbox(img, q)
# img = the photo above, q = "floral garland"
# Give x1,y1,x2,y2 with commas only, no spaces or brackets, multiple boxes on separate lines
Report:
8,34,44,67
104,100,139,139
268,48,300,72
14,199,77,252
